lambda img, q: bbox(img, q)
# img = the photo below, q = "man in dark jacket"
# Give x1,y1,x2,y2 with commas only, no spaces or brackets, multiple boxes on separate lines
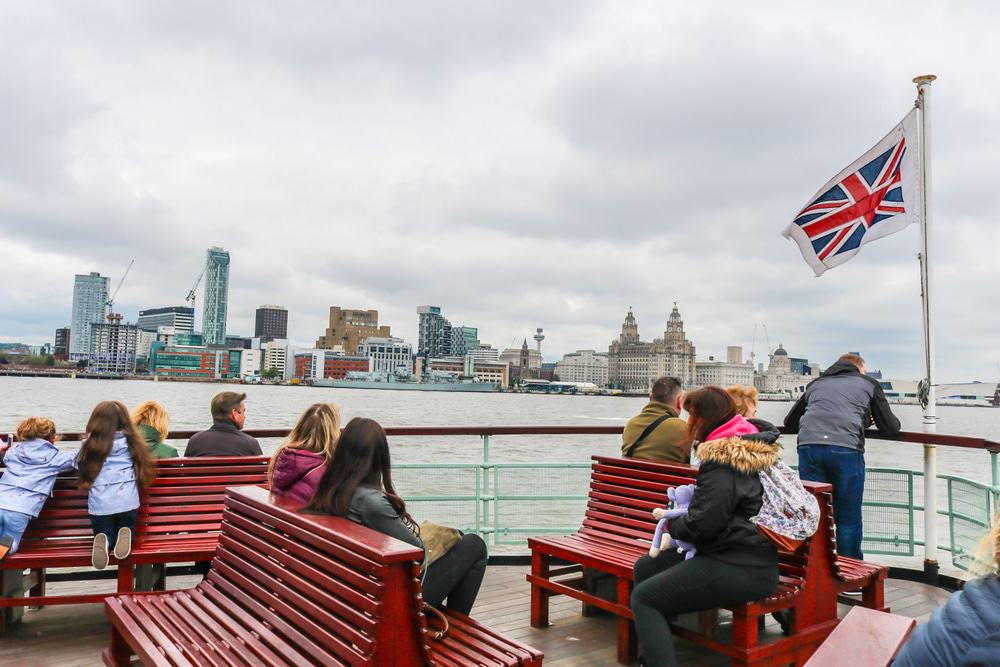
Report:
783,353,900,560
185,391,263,457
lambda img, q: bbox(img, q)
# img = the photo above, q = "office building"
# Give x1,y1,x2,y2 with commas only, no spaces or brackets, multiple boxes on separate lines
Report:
499,342,542,371
555,350,609,386
755,344,811,397
54,327,70,361
427,356,509,386
695,355,755,387
254,305,288,341
469,345,500,362
202,247,230,346
727,346,744,364
70,272,110,359
240,349,261,379
316,307,390,355
417,306,453,358
149,342,242,380
607,304,697,392
292,350,370,381
262,339,289,378
89,315,139,374
136,306,195,333
357,336,413,374
450,326,479,356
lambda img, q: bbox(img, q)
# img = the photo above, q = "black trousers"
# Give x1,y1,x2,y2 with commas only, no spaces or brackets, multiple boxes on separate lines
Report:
421,534,488,615
631,551,778,667
89,510,138,549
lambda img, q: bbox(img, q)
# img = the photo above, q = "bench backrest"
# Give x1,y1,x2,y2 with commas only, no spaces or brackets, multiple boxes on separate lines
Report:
18,475,92,545
204,485,429,665
136,455,270,540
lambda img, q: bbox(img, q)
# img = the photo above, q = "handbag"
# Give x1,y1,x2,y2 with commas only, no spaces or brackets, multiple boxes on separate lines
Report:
418,520,463,640
752,461,820,552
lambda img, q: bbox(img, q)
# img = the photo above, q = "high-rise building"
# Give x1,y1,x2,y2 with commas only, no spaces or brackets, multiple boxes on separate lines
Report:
54,327,71,361
202,247,230,346
70,272,110,359
89,314,139,374
137,306,195,333
450,326,479,356
254,305,288,341
607,304,697,391
555,350,609,386
417,306,453,358
316,307,391,355
357,336,413,375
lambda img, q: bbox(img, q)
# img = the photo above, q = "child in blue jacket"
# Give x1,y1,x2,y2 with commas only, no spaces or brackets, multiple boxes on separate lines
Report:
76,401,157,569
0,417,77,560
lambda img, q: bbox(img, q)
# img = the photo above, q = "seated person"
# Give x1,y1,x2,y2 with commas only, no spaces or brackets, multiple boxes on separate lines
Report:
622,376,689,463
725,384,759,418
307,417,487,615
185,391,262,457
131,401,179,458
269,403,341,505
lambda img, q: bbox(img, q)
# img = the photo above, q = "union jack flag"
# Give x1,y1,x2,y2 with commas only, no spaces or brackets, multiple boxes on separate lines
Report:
783,109,919,276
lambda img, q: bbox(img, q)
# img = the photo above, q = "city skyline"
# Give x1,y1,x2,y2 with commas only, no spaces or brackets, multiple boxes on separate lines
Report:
1,4,998,383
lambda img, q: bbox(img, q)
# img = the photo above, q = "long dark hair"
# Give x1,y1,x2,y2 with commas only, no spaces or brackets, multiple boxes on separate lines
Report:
306,417,415,529
684,386,738,444
77,400,157,490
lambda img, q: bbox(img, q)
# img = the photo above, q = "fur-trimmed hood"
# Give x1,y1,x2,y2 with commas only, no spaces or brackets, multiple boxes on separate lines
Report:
696,436,779,474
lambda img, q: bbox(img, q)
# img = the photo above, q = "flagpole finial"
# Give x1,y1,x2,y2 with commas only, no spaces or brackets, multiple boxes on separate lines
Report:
913,74,937,85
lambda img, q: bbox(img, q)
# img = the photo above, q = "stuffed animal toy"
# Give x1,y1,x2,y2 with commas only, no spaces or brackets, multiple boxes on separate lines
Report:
649,484,697,558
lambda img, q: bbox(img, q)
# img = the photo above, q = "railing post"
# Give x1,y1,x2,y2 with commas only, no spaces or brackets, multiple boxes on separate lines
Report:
923,443,939,584
481,434,492,544
991,451,999,514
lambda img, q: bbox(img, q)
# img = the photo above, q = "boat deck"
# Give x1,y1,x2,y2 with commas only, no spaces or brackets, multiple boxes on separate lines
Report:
0,564,951,666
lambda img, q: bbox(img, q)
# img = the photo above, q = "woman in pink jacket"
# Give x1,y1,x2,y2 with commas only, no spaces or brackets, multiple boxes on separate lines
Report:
268,403,341,505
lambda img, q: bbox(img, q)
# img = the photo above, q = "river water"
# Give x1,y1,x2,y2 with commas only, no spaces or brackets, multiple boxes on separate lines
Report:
2,376,998,483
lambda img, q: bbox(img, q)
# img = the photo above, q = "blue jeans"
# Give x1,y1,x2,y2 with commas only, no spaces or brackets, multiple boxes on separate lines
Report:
0,509,32,552
89,510,138,549
797,444,865,559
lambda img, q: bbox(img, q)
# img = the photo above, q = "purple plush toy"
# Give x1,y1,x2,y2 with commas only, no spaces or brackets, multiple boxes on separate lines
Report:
649,484,697,559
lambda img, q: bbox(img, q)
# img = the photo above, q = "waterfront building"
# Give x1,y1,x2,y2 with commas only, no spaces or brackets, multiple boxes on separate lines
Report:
417,306,453,358
201,247,230,346
224,335,252,350
292,350,369,381
499,343,542,371
88,315,139,374
755,344,811,397
254,305,288,341
607,304,697,392
136,306,195,334
427,356,509,386
539,362,556,381
54,327,70,361
695,354,755,387
469,344,500,363
262,339,289,378
316,307,390,355
450,326,479,357
149,342,242,380
70,272,110,360
357,336,413,374
554,350,609,386
240,348,261,378
136,329,158,361
727,346,744,364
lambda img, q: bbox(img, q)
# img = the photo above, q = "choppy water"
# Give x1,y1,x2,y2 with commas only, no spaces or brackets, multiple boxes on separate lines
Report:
1,376,998,482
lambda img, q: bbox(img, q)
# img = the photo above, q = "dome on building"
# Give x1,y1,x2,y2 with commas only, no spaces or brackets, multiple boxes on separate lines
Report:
773,343,788,356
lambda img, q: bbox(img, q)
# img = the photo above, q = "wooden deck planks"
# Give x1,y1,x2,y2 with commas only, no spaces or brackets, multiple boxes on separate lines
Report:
0,566,953,667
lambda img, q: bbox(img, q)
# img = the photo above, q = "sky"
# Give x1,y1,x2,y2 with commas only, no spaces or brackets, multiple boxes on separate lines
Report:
1,1,998,382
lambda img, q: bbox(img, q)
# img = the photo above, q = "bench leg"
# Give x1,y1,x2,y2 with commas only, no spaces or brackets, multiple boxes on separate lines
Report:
2,568,26,633
616,576,636,665
117,564,134,593
106,623,133,667
731,609,759,657
862,578,887,612
530,551,550,628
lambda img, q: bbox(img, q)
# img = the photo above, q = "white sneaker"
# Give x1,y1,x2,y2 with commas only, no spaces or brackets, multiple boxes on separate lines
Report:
92,533,110,570
114,527,132,560
843,589,863,596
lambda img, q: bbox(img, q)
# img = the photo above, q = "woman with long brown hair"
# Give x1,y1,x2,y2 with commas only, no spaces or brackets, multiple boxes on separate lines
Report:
269,403,341,504
77,401,156,570
307,417,487,615
630,386,781,667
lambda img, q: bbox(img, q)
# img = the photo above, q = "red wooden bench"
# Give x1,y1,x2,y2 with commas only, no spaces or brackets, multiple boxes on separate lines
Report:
104,485,543,666
0,455,269,634
527,455,887,665
804,606,915,666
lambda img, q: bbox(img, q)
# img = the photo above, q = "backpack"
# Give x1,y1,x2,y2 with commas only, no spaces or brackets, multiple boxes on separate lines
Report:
752,461,820,552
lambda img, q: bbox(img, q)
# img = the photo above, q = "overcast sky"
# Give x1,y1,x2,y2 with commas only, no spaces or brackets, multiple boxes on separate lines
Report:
1,1,997,382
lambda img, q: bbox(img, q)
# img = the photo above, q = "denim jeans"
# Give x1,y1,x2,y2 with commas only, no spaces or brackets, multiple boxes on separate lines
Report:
89,509,138,549
0,509,33,552
797,444,866,558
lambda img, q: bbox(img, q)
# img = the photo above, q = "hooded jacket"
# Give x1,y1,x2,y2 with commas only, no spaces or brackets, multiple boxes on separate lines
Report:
622,402,690,463
270,448,327,505
783,360,900,452
668,417,780,567
0,439,77,517
138,424,179,459
893,576,1000,667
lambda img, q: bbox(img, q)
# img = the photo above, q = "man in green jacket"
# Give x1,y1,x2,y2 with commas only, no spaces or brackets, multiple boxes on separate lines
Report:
622,376,689,463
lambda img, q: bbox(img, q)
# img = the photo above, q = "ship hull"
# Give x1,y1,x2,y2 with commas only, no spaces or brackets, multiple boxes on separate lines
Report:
312,379,496,392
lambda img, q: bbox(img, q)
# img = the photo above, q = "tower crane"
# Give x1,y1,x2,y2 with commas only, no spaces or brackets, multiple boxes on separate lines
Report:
762,323,773,357
105,259,135,318
185,263,207,316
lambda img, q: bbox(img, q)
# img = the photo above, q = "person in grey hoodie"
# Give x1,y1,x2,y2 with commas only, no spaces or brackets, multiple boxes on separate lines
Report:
0,417,77,559
783,353,900,560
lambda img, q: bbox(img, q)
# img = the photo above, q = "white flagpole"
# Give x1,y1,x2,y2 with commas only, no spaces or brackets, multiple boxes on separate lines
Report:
914,73,938,583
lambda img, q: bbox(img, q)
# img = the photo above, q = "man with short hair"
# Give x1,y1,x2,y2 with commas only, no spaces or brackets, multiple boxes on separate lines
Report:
622,376,689,463
783,353,900,560
185,391,263,457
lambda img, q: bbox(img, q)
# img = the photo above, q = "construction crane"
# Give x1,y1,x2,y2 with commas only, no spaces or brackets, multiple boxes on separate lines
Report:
185,263,207,316
105,259,134,318
762,323,773,357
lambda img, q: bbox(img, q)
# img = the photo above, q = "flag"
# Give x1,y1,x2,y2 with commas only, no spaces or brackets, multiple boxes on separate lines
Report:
783,109,920,276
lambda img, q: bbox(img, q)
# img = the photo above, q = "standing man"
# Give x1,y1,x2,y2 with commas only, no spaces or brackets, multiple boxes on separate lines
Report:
622,376,689,463
783,353,900,561
185,391,263,457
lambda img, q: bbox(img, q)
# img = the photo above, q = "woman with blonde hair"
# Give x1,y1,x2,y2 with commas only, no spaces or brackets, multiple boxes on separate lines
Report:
893,513,1000,665
725,384,759,418
131,401,178,458
269,403,341,505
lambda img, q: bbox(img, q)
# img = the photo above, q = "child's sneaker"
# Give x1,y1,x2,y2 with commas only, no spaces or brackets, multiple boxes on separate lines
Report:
0,535,13,561
92,533,110,570
113,527,132,560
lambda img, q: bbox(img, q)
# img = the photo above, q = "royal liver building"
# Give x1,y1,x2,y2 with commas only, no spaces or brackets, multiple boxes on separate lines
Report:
608,304,697,392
